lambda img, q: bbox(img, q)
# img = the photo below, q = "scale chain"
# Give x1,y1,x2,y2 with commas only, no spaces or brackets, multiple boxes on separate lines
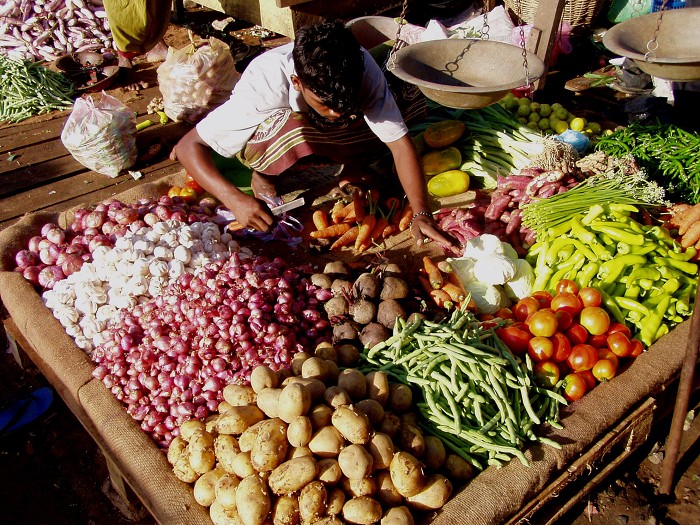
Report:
645,0,670,62
385,0,409,72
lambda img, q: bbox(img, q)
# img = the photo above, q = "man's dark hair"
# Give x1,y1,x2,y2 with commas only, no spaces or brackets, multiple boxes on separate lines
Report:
292,19,364,115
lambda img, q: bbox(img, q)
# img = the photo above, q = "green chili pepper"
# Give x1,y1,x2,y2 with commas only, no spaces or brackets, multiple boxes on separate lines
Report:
570,216,596,244
576,262,599,288
582,204,606,225
639,294,672,346
654,257,699,275
599,289,626,324
614,296,650,317
597,255,647,284
590,223,645,245
624,284,641,299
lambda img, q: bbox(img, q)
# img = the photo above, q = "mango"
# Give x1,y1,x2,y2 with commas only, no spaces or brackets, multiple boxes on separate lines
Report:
423,119,466,148
421,147,462,176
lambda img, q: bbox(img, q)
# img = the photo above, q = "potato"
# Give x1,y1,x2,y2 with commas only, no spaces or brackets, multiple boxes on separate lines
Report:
206,414,222,433
167,435,187,466
271,495,300,525
332,405,371,445
251,418,289,472
388,384,413,412
217,402,234,414
278,383,312,423
406,474,452,510
287,416,313,448
323,386,351,409
269,456,319,495
314,341,337,362
378,412,401,437
180,419,207,441
215,473,240,510
172,450,199,483
277,366,294,383
189,433,217,474
291,351,312,376
223,384,257,407
380,276,409,300
365,371,390,406
398,425,426,458
317,458,343,486
324,359,340,383
194,467,226,506
399,412,419,428
376,299,406,329
326,487,346,516
359,322,390,349
354,399,385,427
309,404,334,429
444,453,476,483
236,474,271,525
231,451,256,479
250,365,279,393
313,518,344,525
389,452,425,497
341,476,377,498
298,481,327,524
308,426,344,458
215,435,241,474
256,388,283,419
217,405,266,435
381,506,414,525
422,436,447,470
210,499,244,525
337,369,367,400
286,446,313,460
367,433,394,471
349,299,377,325
338,444,373,480
375,471,403,507
301,357,330,382
283,377,326,401
342,496,383,525
336,343,360,367
239,420,267,452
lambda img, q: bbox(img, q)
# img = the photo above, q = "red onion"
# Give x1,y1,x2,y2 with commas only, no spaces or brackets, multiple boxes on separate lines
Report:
22,266,43,286
28,235,43,253
15,249,37,270
45,226,66,245
61,254,84,276
38,265,64,289
84,211,105,229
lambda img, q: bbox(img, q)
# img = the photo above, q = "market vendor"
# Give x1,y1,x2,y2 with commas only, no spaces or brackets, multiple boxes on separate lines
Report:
171,19,459,252
103,0,171,68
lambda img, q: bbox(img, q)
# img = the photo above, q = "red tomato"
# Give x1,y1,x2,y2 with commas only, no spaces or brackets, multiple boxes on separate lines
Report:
607,332,632,358
597,348,620,370
555,279,579,295
579,306,611,336
528,336,555,362
629,339,644,357
496,326,533,355
534,361,560,388
513,297,540,322
527,310,559,338
563,373,587,402
575,370,597,390
494,307,514,320
567,344,599,372
551,332,572,362
608,322,632,339
531,291,553,309
555,310,574,331
592,359,617,382
184,172,205,195
565,323,589,345
587,333,609,349
578,287,602,307
551,292,583,317
479,314,496,322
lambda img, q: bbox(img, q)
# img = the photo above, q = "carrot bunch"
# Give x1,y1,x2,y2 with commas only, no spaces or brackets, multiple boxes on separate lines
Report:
309,190,416,254
418,255,475,311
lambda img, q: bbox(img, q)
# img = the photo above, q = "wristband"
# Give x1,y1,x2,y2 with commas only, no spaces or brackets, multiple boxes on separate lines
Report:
408,211,434,230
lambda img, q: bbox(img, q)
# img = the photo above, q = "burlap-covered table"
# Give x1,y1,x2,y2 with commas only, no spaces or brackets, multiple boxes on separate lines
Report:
0,173,688,524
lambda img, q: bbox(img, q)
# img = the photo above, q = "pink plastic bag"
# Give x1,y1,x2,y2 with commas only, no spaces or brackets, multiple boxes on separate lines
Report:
511,23,573,65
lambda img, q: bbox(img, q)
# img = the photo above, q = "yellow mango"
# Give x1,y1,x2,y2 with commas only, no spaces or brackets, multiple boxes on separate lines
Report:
423,120,466,148
421,147,462,176
427,170,470,197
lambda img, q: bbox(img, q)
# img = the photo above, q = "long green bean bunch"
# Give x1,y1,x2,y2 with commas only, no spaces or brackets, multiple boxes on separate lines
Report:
359,307,566,470
0,55,75,124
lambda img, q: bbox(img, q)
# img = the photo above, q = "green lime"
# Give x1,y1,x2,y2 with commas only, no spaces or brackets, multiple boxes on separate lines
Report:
517,105,531,117
554,108,568,121
518,97,531,106
527,121,540,130
529,112,541,123
538,118,550,130
551,102,563,111
530,102,541,113
570,117,587,132
518,117,528,125
553,119,569,134
539,103,552,117
587,121,602,134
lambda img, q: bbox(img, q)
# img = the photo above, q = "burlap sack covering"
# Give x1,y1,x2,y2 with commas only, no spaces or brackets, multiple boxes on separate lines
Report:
78,378,209,523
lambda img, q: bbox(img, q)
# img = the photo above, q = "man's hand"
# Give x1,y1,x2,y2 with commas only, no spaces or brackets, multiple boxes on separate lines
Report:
227,193,275,231
410,214,461,255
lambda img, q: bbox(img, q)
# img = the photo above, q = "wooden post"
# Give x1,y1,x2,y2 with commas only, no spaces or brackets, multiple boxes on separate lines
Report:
526,0,566,90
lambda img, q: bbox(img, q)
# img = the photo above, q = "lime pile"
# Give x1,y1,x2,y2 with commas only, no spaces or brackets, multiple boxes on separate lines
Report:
500,94,605,143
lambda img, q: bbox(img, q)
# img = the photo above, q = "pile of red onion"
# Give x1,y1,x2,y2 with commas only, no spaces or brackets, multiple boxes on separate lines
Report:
91,252,333,448
14,195,217,291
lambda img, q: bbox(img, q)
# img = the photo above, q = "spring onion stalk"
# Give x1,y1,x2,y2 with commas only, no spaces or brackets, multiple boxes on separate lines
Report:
0,55,75,123
521,169,669,238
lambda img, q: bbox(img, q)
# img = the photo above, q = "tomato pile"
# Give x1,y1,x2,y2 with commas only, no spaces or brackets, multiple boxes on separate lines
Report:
491,279,644,403
168,172,205,203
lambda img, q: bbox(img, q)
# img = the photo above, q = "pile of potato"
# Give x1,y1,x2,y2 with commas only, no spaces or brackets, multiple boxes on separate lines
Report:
167,342,474,525
314,262,416,350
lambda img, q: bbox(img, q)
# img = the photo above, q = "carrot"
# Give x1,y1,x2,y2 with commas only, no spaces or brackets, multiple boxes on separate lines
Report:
330,200,347,224
446,270,464,288
355,214,377,251
358,216,389,252
330,225,359,250
429,288,454,309
312,209,329,230
398,204,414,232
422,256,443,289
310,223,351,239
441,282,466,303
382,223,397,239
353,191,366,224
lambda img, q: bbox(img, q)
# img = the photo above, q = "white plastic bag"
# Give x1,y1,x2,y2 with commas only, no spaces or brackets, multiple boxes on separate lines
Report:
60,92,137,178
157,37,239,124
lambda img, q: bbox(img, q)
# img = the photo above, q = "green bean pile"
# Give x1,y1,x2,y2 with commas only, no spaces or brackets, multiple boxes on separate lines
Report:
0,55,75,124
595,122,700,205
360,308,566,470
